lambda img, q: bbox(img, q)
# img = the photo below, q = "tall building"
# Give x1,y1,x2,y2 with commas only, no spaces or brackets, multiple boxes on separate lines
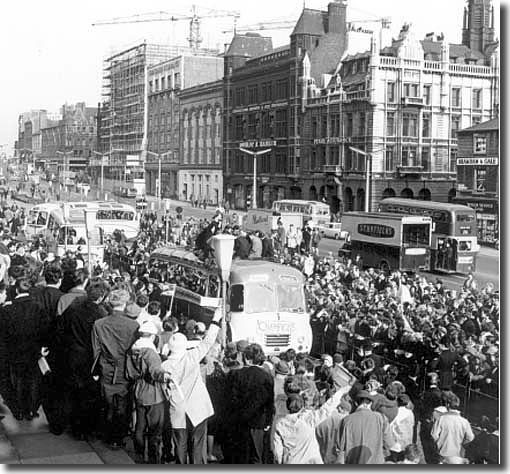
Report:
301,0,499,213
178,79,223,204
39,103,97,177
97,43,197,189
15,110,52,171
146,51,222,198
223,1,350,209
454,117,499,244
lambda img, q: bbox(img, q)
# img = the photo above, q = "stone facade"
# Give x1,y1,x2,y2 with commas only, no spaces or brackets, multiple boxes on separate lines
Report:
178,80,223,205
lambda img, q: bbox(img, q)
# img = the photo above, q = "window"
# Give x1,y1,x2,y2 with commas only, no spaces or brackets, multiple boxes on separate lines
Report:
422,113,431,138
248,85,258,104
154,79,159,91
421,147,430,171
404,83,419,98
276,79,289,99
452,88,461,108
385,146,395,171
472,116,482,126
262,112,271,137
174,73,181,89
235,116,244,140
423,85,432,105
320,115,327,137
451,115,461,138
330,114,340,136
403,112,418,137
386,112,395,136
450,148,457,173
351,61,357,74
235,87,245,106
358,112,366,136
475,168,487,192
247,114,257,138
387,82,396,102
472,89,482,109
346,113,353,136
402,146,418,167
275,110,287,137
473,134,487,154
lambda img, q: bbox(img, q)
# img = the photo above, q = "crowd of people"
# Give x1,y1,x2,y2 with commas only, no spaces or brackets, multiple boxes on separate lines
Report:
0,198,499,465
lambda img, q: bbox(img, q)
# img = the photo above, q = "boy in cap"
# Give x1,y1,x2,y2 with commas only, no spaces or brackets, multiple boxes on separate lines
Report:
92,288,139,449
126,321,170,463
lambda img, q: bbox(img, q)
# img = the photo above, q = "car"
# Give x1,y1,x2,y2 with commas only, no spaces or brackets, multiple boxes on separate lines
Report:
318,222,348,240
123,188,138,198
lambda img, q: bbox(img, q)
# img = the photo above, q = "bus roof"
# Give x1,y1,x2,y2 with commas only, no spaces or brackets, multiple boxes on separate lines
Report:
275,199,328,206
63,201,136,212
343,211,431,221
380,198,475,213
230,260,305,285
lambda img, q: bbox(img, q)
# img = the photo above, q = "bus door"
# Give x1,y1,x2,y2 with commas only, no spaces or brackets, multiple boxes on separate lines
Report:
435,237,457,272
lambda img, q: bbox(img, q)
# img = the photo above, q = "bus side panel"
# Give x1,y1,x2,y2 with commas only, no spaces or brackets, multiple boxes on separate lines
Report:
351,241,400,270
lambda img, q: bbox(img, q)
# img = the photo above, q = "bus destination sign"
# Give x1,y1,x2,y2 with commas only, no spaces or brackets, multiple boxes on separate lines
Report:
358,223,395,238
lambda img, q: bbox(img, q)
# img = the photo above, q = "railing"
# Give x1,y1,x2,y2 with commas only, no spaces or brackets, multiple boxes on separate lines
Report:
449,63,492,76
345,90,370,101
424,60,442,71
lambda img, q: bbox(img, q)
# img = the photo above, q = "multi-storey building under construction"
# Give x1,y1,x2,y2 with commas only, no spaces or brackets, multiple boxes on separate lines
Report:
97,42,216,190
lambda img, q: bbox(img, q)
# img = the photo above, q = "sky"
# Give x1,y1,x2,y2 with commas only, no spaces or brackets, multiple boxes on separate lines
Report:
0,0,502,154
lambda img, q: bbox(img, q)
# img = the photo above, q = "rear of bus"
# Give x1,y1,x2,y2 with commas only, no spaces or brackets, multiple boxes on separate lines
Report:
228,261,312,355
400,216,432,272
55,223,105,265
451,208,479,273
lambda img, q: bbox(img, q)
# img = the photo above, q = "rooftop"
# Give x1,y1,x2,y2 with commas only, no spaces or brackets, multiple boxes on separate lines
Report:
458,117,499,133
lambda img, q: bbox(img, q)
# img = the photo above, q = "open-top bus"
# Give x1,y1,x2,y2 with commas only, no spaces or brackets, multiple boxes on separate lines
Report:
340,211,432,273
25,201,139,240
379,198,479,273
149,246,313,355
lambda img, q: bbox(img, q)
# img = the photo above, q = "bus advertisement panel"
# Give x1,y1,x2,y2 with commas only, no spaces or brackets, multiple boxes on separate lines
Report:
341,212,432,273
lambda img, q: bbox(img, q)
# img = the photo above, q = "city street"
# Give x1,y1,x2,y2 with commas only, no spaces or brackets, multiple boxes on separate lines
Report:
21,177,500,293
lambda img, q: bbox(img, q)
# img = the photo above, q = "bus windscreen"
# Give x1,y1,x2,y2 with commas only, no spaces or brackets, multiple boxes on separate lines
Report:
403,224,430,246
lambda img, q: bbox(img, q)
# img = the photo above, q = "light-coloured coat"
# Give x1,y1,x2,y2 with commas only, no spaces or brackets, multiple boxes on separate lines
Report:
161,324,219,429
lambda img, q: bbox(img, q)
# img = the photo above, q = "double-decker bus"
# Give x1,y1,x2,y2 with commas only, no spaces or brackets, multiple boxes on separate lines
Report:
271,199,330,228
340,211,432,273
149,246,313,355
379,198,479,273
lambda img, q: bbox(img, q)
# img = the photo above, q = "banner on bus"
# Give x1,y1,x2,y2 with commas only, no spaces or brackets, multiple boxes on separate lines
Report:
173,286,221,308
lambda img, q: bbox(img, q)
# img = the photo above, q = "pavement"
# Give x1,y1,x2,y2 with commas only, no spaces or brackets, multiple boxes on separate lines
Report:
0,402,135,465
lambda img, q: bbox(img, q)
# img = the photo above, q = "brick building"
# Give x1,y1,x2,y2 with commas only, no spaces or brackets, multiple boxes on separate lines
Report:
146,52,222,198
178,80,223,205
223,1,350,209
302,0,499,214
454,117,499,244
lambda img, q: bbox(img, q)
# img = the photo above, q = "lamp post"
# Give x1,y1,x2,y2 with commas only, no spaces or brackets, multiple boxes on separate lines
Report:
147,151,170,208
92,151,108,196
349,146,384,213
239,147,272,209
209,234,236,347
56,150,73,200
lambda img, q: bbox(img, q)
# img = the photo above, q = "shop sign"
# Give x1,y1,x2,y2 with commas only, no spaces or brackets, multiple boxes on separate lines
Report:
358,223,395,238
240,140,277,148
313,137,351,145
457,157,498,166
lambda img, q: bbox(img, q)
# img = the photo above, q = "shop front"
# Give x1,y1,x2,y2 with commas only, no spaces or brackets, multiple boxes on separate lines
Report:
453,196,498,245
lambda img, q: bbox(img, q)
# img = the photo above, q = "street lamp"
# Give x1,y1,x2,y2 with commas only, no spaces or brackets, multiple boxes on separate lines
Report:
239,147,272,209
92,151,108,195
147,151,171,206
349,146,384,213
209,234,236,347
56,150,73,200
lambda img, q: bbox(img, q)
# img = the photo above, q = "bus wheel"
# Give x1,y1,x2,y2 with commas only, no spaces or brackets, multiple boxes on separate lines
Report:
380,261,390,273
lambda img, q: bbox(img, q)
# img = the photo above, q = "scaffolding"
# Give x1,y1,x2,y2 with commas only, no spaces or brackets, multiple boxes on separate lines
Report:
99,43,220,165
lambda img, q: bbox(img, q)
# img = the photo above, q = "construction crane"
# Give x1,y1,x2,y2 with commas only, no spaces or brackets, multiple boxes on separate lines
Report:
222,19,296,35
92,6,240,50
